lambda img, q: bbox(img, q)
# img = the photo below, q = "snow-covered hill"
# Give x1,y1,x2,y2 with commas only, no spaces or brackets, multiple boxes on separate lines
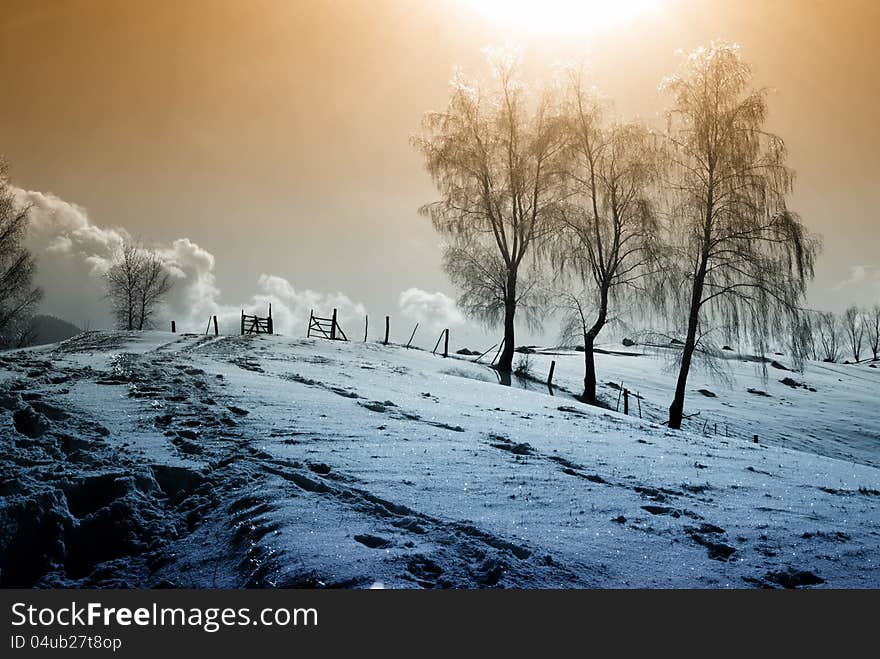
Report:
1,331,878,588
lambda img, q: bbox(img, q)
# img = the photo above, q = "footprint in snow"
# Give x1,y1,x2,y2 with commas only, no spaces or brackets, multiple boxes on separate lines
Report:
353,534,392,549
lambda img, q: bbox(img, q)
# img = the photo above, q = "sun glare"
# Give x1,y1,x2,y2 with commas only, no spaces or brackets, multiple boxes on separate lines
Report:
464,0,659,35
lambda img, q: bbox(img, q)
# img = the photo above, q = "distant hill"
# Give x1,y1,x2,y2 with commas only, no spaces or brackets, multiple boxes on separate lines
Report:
24,315,81,346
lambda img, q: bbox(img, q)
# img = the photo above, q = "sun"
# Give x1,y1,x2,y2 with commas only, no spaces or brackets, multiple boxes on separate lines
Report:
464,0,659,35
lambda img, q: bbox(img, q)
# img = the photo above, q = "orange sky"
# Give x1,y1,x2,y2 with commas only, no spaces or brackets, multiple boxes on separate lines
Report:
1,0,878,328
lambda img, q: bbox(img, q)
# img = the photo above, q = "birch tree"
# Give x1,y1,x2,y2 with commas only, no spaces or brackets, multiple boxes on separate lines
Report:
865,304,880,362
555,75,663,403
815,311,842,362
842,305,864,363
413,51,568,372
660,42,819,429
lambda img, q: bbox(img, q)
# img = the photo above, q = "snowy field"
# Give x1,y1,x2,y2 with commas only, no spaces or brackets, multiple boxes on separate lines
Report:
1,330,878,589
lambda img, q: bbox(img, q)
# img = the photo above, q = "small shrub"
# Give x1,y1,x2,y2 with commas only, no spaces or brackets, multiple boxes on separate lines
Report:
513,354,533,379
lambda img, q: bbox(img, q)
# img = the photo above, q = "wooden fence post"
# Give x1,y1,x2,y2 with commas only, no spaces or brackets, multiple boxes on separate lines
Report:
240,310,245,335
473,343,497,363
406,323,418,348
212,315,219,336
267,304,273,334
431,330,442,355
330,308,337,340
364,315,368,342
171,321,176,333
443,328,449,357
384,316,390,345
547,360,556,386
307,310,313,337
753,434,759,444
491,338,506,366
623,388,629,416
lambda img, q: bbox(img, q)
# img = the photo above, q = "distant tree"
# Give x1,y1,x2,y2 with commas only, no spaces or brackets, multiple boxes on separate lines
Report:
840,305,865,362
0,160,42,348
554,74,663,404
413,50,568,372
105,241,172,330
816,311,842,362
797,310,826,362
135,251,172,330
106,242,142,331
660,42,819,429
865,303,880,361
13,321,38,348
842,305,864,362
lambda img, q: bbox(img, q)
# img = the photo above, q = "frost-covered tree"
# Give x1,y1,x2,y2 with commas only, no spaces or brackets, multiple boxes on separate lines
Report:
660,42,819,429
865,304,880,362
413,50,568,372
555,74,663,404
815,311,842,362
105,241,172,331
135,251,173,330
0,160,42,348
842,305,864,363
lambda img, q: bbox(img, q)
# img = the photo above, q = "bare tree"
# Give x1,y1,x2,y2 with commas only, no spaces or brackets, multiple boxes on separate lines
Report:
660,42,819,429
13,319,39,348
797,310,823,362
554,75,663,404
106,242,142,331
865,303,880,362
136,252,173,330
413,50,568,372
815,311,842,362
105,241,172,330
842,305,864,363
0,160,43,348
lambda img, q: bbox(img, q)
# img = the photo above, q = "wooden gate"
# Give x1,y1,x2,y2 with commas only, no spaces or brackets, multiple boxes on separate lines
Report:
307,308,348,341
241,304,274,335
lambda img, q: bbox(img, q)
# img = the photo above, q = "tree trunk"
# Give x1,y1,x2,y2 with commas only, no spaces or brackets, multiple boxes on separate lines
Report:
669,269,706,429
669,179,715,429
496,272,517,373
668,337,695,430
582,334,597,403
581,289,608,405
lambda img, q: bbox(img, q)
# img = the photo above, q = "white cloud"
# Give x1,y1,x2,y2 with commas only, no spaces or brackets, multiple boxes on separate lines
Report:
241,274,366,337
12,185,367,335
16,188,127,275
155,238,221,326
398,288,463,331
834,264,880,295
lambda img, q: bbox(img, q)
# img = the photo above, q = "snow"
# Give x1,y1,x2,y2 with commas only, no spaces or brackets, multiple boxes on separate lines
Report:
1,330,878,588
521,345,880,469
